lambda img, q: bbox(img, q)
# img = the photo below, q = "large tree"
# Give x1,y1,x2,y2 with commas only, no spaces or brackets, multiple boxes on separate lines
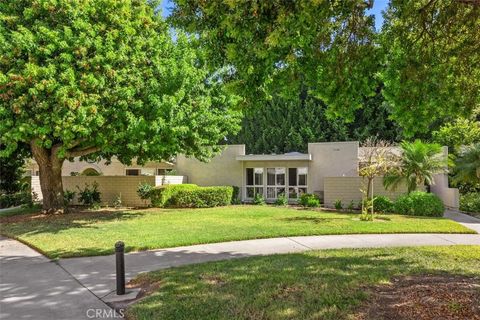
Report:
170,0,379,121
380,0,480,136
0,0,241,212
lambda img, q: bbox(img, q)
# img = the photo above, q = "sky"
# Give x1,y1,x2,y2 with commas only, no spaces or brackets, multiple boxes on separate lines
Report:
160,0,389,30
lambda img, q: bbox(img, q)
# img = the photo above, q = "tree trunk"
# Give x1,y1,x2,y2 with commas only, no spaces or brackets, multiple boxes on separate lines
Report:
31,141,65,213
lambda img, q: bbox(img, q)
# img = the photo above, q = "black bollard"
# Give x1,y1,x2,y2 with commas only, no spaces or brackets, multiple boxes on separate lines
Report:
115,241,125,295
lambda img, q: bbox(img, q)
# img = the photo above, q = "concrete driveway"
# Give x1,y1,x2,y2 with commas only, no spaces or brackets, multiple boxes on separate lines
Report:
0,237,119,320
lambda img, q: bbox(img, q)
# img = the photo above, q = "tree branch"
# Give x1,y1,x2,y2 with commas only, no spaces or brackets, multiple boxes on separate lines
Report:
66,146,100,158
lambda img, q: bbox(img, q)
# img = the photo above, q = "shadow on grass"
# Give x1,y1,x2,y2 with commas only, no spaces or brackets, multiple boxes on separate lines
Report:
0,210,146,237
126,247,479,320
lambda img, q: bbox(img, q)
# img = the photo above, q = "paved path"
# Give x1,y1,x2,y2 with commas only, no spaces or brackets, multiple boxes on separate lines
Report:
59,232,480,299
444,209,480,233
0,237,117,320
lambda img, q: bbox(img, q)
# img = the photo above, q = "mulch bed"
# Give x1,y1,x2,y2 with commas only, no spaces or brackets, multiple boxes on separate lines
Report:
356,274,480,320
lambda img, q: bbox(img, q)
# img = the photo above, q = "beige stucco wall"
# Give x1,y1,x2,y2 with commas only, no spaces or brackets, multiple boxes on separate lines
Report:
174,145,245,188
430,147,459,209
308,142,359,197
26,157,173,176
324,176,409,208
31,175,184,207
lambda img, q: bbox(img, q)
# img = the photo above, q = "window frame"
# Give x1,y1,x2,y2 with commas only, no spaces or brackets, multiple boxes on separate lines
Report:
245,167,264,199
125,168,141,176
266,167,286,200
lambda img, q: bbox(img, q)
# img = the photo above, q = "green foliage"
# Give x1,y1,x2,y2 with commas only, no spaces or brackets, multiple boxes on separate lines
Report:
274,194,288,206
253,194,266,206
0,143,29,194
393,192,444,217
149,184,198,207
334,199,343,211
453,143,480,185
171,187,234,208
460,193,480,214
77,183,101,206
113,194,122,209
137,183,154,201
384,140,446,193
347,200,356,212
432,119,480,154
63,190,76,206
380,1,480,136
299,194,320,208
373,196,393,214
231,186,241,205
0,191,31,209
171,1,379,122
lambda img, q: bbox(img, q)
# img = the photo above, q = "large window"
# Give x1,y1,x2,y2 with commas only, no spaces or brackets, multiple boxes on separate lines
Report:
288,167,308,199
266,168,286,199
246,168,264,198
126,169,141,176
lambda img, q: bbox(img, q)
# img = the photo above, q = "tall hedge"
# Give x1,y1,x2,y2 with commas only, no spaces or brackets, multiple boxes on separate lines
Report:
393,191,445,217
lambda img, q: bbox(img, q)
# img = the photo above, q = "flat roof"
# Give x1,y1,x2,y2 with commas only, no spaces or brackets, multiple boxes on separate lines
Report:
236,154,312,161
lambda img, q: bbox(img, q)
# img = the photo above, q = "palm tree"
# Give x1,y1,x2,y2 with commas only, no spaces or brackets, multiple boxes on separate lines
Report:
453,143,480,184
383,140,447,193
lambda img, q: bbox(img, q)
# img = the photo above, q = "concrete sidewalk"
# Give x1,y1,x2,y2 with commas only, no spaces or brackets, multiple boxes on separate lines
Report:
444,209,480,233
59,232,480,299
0,237,118,320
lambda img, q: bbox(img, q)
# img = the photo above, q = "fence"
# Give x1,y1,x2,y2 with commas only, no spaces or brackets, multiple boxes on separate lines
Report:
31,175,185,207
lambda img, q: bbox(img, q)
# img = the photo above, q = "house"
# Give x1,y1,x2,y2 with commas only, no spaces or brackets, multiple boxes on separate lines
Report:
29,141,459,208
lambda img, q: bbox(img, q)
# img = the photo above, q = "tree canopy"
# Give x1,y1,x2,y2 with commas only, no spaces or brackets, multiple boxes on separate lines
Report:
0,0,241,211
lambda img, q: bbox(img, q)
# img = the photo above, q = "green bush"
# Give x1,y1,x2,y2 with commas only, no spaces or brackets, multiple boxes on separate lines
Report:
253,193,266,205
149,184,198,207
460,193,480,213
0,191,31,208
393,191,444,217
77,182,101,206
137,183,153,201
63,190,76,206
274,194,288,206
173,186,233,208
149,184,233,208
334,199,343,210
231,186,241,204
299,194,320,208
373,196,394,213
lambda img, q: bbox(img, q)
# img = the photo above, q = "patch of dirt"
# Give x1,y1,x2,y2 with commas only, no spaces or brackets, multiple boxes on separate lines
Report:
355,274,480,320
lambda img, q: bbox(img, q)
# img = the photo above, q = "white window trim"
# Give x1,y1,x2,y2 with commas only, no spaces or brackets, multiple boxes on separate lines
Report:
266,167,286,199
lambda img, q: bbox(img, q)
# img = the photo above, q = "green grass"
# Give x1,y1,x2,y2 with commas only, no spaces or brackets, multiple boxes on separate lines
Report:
0,205,41,218
127,245,480,320
0,205,474,258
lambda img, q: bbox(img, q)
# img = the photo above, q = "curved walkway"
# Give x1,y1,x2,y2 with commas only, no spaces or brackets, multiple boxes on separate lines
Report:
60,233,480,299
0,236,115,320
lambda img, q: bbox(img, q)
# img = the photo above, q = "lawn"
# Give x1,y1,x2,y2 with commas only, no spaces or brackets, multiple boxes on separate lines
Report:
127,245,480,320
0,205,474,258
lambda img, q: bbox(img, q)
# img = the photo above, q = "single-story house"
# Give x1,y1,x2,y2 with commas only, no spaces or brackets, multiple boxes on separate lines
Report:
29,141,459,208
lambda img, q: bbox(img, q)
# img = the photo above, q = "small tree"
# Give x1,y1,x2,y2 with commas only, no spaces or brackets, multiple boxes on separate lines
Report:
384,140,447,193
358,138,396,219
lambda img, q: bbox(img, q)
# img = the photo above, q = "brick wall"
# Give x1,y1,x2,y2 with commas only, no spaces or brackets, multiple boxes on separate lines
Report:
32,175,184,207
324,177,408,208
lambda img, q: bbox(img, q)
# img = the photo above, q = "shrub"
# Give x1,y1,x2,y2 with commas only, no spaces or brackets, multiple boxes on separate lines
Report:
275,194,288,206
373,196,394,214
253,193,266,205
137,182,153,206
299,193,320,207
149,184,198,207
393,191,444,217
231,186,241,204
334,199,343,210
0,191,31,208
113,193,122,208
63,190,76,206
77,182,101,206
172,186,234,208
347,200,356,212
460,193,480,213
